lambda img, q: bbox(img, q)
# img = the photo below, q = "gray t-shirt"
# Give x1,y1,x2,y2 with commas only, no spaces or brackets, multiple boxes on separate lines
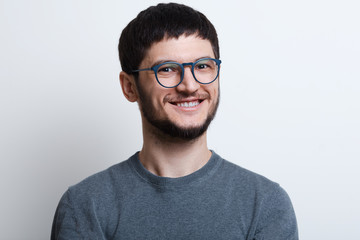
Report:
51,151,298,239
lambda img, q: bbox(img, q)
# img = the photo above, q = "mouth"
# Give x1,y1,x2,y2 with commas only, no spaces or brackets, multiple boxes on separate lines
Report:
165,94,209,110
168,98,205,108
175,100,201,108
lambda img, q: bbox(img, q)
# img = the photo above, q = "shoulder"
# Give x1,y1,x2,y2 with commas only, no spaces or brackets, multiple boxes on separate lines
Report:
62,154,138,205
52,157,138,239
213,153,298,239
213,153,294,212
215,154,280,194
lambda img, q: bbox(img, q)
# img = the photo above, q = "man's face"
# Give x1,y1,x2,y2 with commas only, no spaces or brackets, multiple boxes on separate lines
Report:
135,34,220,140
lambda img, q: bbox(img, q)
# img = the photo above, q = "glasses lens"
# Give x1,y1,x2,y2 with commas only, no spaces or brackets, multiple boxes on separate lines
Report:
193,59,219,84
156,62,182,88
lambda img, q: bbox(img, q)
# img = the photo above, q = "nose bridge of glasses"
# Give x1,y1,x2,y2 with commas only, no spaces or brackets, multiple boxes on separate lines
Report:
181,62,197,80
181,62,193,68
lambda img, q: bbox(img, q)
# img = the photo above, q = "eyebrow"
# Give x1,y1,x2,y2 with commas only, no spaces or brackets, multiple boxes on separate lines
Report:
150,56,213,67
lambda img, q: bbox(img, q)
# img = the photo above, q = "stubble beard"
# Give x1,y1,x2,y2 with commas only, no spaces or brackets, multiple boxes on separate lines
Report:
136,83,220,141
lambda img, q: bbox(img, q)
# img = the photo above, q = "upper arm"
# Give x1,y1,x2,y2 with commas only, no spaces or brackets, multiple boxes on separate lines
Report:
253,186,298,240
51,190,80,240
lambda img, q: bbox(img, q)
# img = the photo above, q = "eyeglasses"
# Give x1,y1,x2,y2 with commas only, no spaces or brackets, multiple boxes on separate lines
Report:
132,58,221,88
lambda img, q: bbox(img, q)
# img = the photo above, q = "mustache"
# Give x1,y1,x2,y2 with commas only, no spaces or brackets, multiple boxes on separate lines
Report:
163,92,210,103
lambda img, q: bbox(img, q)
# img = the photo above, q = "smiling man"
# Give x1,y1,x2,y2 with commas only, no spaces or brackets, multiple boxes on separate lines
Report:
51,3,298,240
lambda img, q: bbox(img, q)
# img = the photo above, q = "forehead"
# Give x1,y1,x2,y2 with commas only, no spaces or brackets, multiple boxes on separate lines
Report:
142,35,214,65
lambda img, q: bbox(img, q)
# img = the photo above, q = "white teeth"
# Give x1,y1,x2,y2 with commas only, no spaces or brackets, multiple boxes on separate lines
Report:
177,101,199,107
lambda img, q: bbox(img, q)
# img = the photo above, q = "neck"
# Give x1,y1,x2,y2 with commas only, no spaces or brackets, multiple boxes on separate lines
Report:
139,121,211,178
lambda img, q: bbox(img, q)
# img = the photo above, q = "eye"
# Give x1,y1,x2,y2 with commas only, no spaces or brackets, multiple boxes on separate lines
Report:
195,59,215,71
196,63,209,70
158,66,175,72
157,63,180,75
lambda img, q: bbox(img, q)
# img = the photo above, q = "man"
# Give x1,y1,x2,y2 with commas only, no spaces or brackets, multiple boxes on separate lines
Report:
51,3,298,239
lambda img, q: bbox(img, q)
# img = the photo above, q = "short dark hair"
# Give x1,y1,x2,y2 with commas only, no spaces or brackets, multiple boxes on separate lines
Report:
118,3,220,75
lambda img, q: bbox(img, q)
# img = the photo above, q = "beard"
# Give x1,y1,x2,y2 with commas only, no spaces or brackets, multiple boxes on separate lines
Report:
136,83,220,141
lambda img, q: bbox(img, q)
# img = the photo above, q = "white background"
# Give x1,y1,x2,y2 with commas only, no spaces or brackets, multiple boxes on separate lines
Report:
1,0,359,239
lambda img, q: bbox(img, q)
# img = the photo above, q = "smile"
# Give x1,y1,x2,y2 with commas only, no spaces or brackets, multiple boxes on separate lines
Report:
176,100,200,108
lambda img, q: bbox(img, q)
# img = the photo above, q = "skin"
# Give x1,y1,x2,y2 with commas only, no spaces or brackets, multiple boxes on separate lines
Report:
120,34,219,178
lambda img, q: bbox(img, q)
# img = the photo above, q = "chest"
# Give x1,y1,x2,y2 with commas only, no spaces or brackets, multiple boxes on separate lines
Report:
106,185,256,239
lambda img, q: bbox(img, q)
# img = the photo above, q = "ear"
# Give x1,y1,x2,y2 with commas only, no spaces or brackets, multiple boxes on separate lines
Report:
119,71,138,102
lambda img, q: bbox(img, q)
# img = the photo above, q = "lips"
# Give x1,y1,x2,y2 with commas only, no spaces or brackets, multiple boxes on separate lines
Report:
176,100,200,108
168,98,205,109
164,92,210,111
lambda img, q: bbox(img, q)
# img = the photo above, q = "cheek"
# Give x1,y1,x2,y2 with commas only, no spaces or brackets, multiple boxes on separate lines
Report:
138,80,163,104
206,83,219,100
147,89,169,112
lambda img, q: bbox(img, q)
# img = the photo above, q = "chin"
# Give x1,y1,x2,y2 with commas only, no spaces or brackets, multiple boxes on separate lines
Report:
147,116,212,141
171,115,208,127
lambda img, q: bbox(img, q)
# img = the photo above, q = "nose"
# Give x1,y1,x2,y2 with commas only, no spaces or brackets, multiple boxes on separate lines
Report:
175,67,200,94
